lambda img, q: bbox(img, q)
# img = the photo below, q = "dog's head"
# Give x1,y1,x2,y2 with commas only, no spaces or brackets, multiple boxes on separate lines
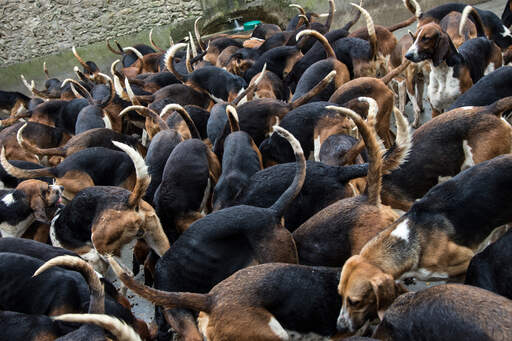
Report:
405,23,452,66
91,199,169,258
337,255,406,334
17,179,63,223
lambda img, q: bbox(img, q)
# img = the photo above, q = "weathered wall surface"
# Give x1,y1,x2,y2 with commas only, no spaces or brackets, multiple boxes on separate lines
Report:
0,0,202,66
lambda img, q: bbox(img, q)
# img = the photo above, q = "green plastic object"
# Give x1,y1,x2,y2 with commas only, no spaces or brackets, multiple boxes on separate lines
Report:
244,20,262,31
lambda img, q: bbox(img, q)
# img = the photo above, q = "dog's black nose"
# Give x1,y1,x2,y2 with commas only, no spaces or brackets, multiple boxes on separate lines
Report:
405,52,414,61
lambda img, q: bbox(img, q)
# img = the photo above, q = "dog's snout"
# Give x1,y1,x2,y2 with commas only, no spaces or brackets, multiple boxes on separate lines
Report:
405,51,415,61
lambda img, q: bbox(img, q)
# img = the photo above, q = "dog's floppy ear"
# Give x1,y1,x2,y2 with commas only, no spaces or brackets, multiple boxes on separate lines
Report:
30,195,49,223
370,272,402,320
432,32,450,66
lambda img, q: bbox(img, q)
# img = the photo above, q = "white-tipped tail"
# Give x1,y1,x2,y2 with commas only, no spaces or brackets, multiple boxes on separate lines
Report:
165,43,187,71
160,103,185,117
53,314,142,341
273,126,304,157
226,105,239,123
459,5,473,36
112,141,148,182
16,122,28,148
123,47,144,60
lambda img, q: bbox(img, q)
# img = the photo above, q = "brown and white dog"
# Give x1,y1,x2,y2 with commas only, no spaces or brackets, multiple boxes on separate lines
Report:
0,179,62,238
49,141,169,274
336,150,512,334
405,21,502,116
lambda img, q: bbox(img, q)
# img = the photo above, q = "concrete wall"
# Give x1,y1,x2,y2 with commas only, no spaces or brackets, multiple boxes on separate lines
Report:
0,0,490,93
0,0,202,66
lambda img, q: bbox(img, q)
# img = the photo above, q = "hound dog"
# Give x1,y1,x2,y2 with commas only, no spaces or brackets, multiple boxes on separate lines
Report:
0,90,30,116
465,228,512,300
405,22,502,116
382,97,512,210
293,102,411,267
112,260,345,341
144,126,303,341
404,0,512,49
336,153,512,334
372,284,512,340
49,142,170,274
0,179,62,238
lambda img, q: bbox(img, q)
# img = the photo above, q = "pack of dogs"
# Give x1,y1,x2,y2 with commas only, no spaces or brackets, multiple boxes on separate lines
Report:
1,0,512,339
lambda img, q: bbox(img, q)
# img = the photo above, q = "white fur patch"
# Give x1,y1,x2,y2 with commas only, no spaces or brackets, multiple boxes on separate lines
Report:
428,62,461,113
268,317,289,340
49,213,62,247
313,136,321,162
197,313,210,340
1,193,15,206
438,175,452,184
103,114,112,130
406,28,423,59
337,305,354,333
460,139,474,171
502,25,512,38
484,62,495,76
391,219,410,241
0,215,34,238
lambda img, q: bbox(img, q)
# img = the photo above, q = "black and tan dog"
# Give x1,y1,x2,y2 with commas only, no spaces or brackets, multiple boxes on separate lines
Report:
18,126,142,166
147,126,303,341
405,20,502,116
372,284,512,340
0,90,30,116
293,102,411,267
465,228,512,300
212,105,263,211
404,0,512,49
49,142,169,274
0,179,62,238
336,152,512,334
2,130,139,201
111,260,345,341
382,97,512,210
0,253,150,340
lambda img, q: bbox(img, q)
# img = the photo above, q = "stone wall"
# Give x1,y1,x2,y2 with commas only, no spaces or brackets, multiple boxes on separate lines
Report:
0,0,202,66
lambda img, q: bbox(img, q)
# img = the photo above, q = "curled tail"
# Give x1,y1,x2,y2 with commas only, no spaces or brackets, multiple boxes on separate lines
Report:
112,141,150,207
34,255,104,314
290,70,337,109
351,3,377,60
165,43,187,83
232,63,267,106
270,126,306,217
108,256,212,313
403,0,422,18
0,146,55,179
119,105,169,133
382,107,412,173
460,5,486,38
226,105,240,132
17,122,67,157
54,314,142,341
296,29,336,58
123,47,144,75
327,97,382,206
160,103,201,139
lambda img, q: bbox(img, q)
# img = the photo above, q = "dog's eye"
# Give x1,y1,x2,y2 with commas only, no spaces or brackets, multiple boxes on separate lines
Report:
347,298,360,306
422,36,430,42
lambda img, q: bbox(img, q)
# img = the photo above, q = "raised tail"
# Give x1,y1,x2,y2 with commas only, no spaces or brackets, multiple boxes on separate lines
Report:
0,146,55,179
119,105,169,133
381,107,412,173
226,105,240,132
165,43,187,83
290,70,337,109
269,126,306,217
54,314,142,341
108,256,212,313
34,255,104,314
351,3,377,60
386,16,416,32
460,5,486,38
296,29,336,58
403,0,422,18
160,103,201,139
111,141,150,207
327,97,382,206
